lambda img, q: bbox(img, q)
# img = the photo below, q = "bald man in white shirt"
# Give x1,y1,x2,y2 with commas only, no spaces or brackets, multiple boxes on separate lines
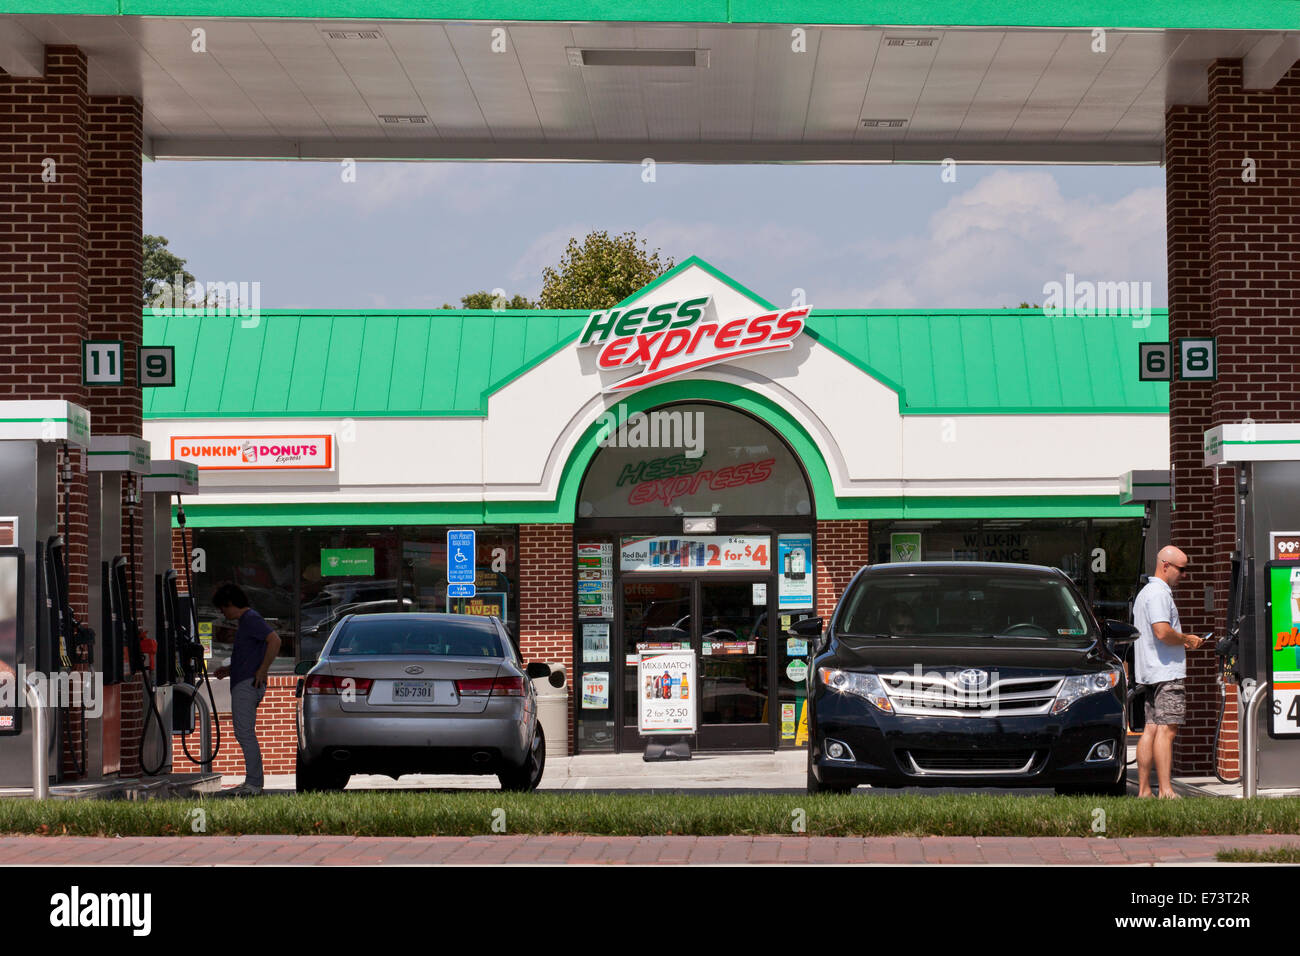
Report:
1132,545,1206,798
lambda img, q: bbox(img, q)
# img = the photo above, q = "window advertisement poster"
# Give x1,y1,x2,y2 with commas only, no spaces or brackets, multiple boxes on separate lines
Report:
583,622,610,663
621,535,770,572
447,592,506,619
890,532,922,563
776,534,813,608
1268,563,1300,739
637,649,697,734
0,550,20,734
321,548,375,577
582,671,610,709
577,542,614,618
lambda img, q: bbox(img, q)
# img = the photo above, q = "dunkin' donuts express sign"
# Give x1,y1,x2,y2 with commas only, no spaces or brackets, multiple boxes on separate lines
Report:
579,295,810,391
172,435,334,470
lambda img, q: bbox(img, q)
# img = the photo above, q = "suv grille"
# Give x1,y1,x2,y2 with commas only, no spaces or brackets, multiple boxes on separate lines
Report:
903,749,1041,775
879,673,1062,717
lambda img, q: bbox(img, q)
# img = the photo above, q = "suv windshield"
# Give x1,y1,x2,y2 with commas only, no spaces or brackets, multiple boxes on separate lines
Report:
836,571,1095,645
330,618,504,657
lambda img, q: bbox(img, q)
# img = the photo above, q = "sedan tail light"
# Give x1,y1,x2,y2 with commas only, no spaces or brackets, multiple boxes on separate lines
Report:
455,676,525,697
304,674,373,696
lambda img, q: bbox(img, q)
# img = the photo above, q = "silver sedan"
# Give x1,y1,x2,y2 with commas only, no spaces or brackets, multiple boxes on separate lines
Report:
294,613,549,791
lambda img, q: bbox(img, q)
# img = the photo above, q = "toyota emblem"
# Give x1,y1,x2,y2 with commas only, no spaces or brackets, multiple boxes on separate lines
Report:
956,668,988,688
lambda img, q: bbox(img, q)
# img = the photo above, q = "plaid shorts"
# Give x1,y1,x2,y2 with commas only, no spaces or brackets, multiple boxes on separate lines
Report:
1144,678,1186,726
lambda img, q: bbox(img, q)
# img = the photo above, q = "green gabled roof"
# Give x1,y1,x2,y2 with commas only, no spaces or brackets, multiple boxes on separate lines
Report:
143,309,588,418
806,309,1169,415
141,306,1169,420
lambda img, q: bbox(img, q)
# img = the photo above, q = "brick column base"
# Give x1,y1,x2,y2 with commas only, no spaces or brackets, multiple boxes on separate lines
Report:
815,520,871,622
519,524,575,754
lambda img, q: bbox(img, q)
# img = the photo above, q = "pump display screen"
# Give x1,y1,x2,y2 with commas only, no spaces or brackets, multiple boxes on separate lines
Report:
1267,562,1300,739
0,549,21,735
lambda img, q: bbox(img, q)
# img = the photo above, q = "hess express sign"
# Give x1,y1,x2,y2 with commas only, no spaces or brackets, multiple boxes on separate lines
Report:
171,435,333,470
579,295,809,391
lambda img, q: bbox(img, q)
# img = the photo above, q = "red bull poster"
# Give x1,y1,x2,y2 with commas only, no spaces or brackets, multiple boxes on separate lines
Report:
637,649,696,734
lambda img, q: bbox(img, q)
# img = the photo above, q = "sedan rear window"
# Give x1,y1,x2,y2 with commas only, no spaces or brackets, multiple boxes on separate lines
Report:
837,571,1094,644
330,619,504,657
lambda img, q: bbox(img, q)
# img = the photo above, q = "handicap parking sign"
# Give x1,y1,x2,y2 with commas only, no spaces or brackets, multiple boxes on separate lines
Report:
447,529,476,585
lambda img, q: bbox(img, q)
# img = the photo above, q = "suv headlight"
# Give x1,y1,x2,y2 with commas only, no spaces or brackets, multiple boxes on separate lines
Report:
1052,668,1121,714
818,667,892,712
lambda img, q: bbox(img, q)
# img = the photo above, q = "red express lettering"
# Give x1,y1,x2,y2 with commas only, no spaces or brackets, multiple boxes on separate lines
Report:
714,318,749,350
770,307,808,341
740,313,777,346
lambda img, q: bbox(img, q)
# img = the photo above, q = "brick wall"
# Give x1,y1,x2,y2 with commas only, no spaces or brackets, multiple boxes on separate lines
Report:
815,520,871,623
170,675,298,777
87,88,145,777
1164,60,1300,776
0,46,145,778
518,524,575,753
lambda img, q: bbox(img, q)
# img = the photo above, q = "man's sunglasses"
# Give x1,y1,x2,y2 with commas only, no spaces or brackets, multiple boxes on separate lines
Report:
1164,560,1189,572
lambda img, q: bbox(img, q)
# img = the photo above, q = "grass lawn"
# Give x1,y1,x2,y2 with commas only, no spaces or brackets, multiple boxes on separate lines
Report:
1216,846,1300,863
1,792,1299,838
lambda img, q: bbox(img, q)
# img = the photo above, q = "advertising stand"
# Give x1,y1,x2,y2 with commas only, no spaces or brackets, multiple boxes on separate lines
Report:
638,648,696,760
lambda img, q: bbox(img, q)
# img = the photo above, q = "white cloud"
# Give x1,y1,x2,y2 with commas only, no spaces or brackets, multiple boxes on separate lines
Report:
836,170,1167,308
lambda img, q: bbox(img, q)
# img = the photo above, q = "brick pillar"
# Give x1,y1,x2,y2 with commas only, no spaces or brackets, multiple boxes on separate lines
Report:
518,524,574,754
85,93,145,774
815,520,870,623
1164,102,1225,775
1165,60,1300,775
0,47,94,776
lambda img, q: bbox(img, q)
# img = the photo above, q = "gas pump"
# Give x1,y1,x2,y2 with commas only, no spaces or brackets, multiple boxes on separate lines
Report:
139,459,218,768
86,436,156,780
0,400,91,790
1204,423,1300,790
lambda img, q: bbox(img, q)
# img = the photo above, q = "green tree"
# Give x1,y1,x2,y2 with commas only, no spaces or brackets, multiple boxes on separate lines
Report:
142,234,196,308
538,231,673,310
440,291,538,310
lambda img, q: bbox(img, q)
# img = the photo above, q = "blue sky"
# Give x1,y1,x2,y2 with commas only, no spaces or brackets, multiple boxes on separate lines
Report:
143,160,1167,310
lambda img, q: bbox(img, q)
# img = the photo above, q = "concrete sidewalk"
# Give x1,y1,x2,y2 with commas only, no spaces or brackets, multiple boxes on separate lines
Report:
227,746,1299,796
0,833,1295,865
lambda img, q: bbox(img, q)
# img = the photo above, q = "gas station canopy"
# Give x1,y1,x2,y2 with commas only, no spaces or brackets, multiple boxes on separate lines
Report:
2,2,1298,163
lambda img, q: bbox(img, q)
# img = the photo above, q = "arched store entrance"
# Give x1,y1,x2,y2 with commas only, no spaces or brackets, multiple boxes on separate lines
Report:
572,401,817,753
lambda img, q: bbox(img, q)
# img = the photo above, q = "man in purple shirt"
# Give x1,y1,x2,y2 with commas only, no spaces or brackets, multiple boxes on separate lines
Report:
211,584,281,795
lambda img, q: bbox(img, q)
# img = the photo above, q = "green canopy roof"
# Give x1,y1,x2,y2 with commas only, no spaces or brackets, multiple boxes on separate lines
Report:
142,304,1168,420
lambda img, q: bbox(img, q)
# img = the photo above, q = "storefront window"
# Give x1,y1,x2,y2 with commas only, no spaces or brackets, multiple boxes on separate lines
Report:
191,529,297,671
871,518,1143,617
190,525,519,668
578,402,812,518
299,528,404,662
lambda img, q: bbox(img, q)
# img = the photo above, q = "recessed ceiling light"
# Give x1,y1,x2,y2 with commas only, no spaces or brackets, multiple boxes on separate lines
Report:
884,37,936,48
378,115,428,125
323,29,384,41
862,118,908,128
566,48,709,68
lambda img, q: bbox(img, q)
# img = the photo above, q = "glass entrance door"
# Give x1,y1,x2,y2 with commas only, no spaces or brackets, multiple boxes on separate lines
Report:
619,576,774,751
620,579,692,750
697,579,771,750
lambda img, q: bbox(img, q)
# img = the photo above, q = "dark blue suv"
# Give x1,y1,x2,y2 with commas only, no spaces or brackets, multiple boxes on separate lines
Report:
801,562,1138,795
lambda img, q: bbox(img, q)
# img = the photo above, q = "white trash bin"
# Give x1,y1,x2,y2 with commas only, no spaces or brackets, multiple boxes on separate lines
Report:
531,665,568,758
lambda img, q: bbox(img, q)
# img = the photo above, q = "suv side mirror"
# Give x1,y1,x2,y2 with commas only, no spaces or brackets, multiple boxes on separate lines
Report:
790,617,823,638
293,659,315,675
1104,620,1139,646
